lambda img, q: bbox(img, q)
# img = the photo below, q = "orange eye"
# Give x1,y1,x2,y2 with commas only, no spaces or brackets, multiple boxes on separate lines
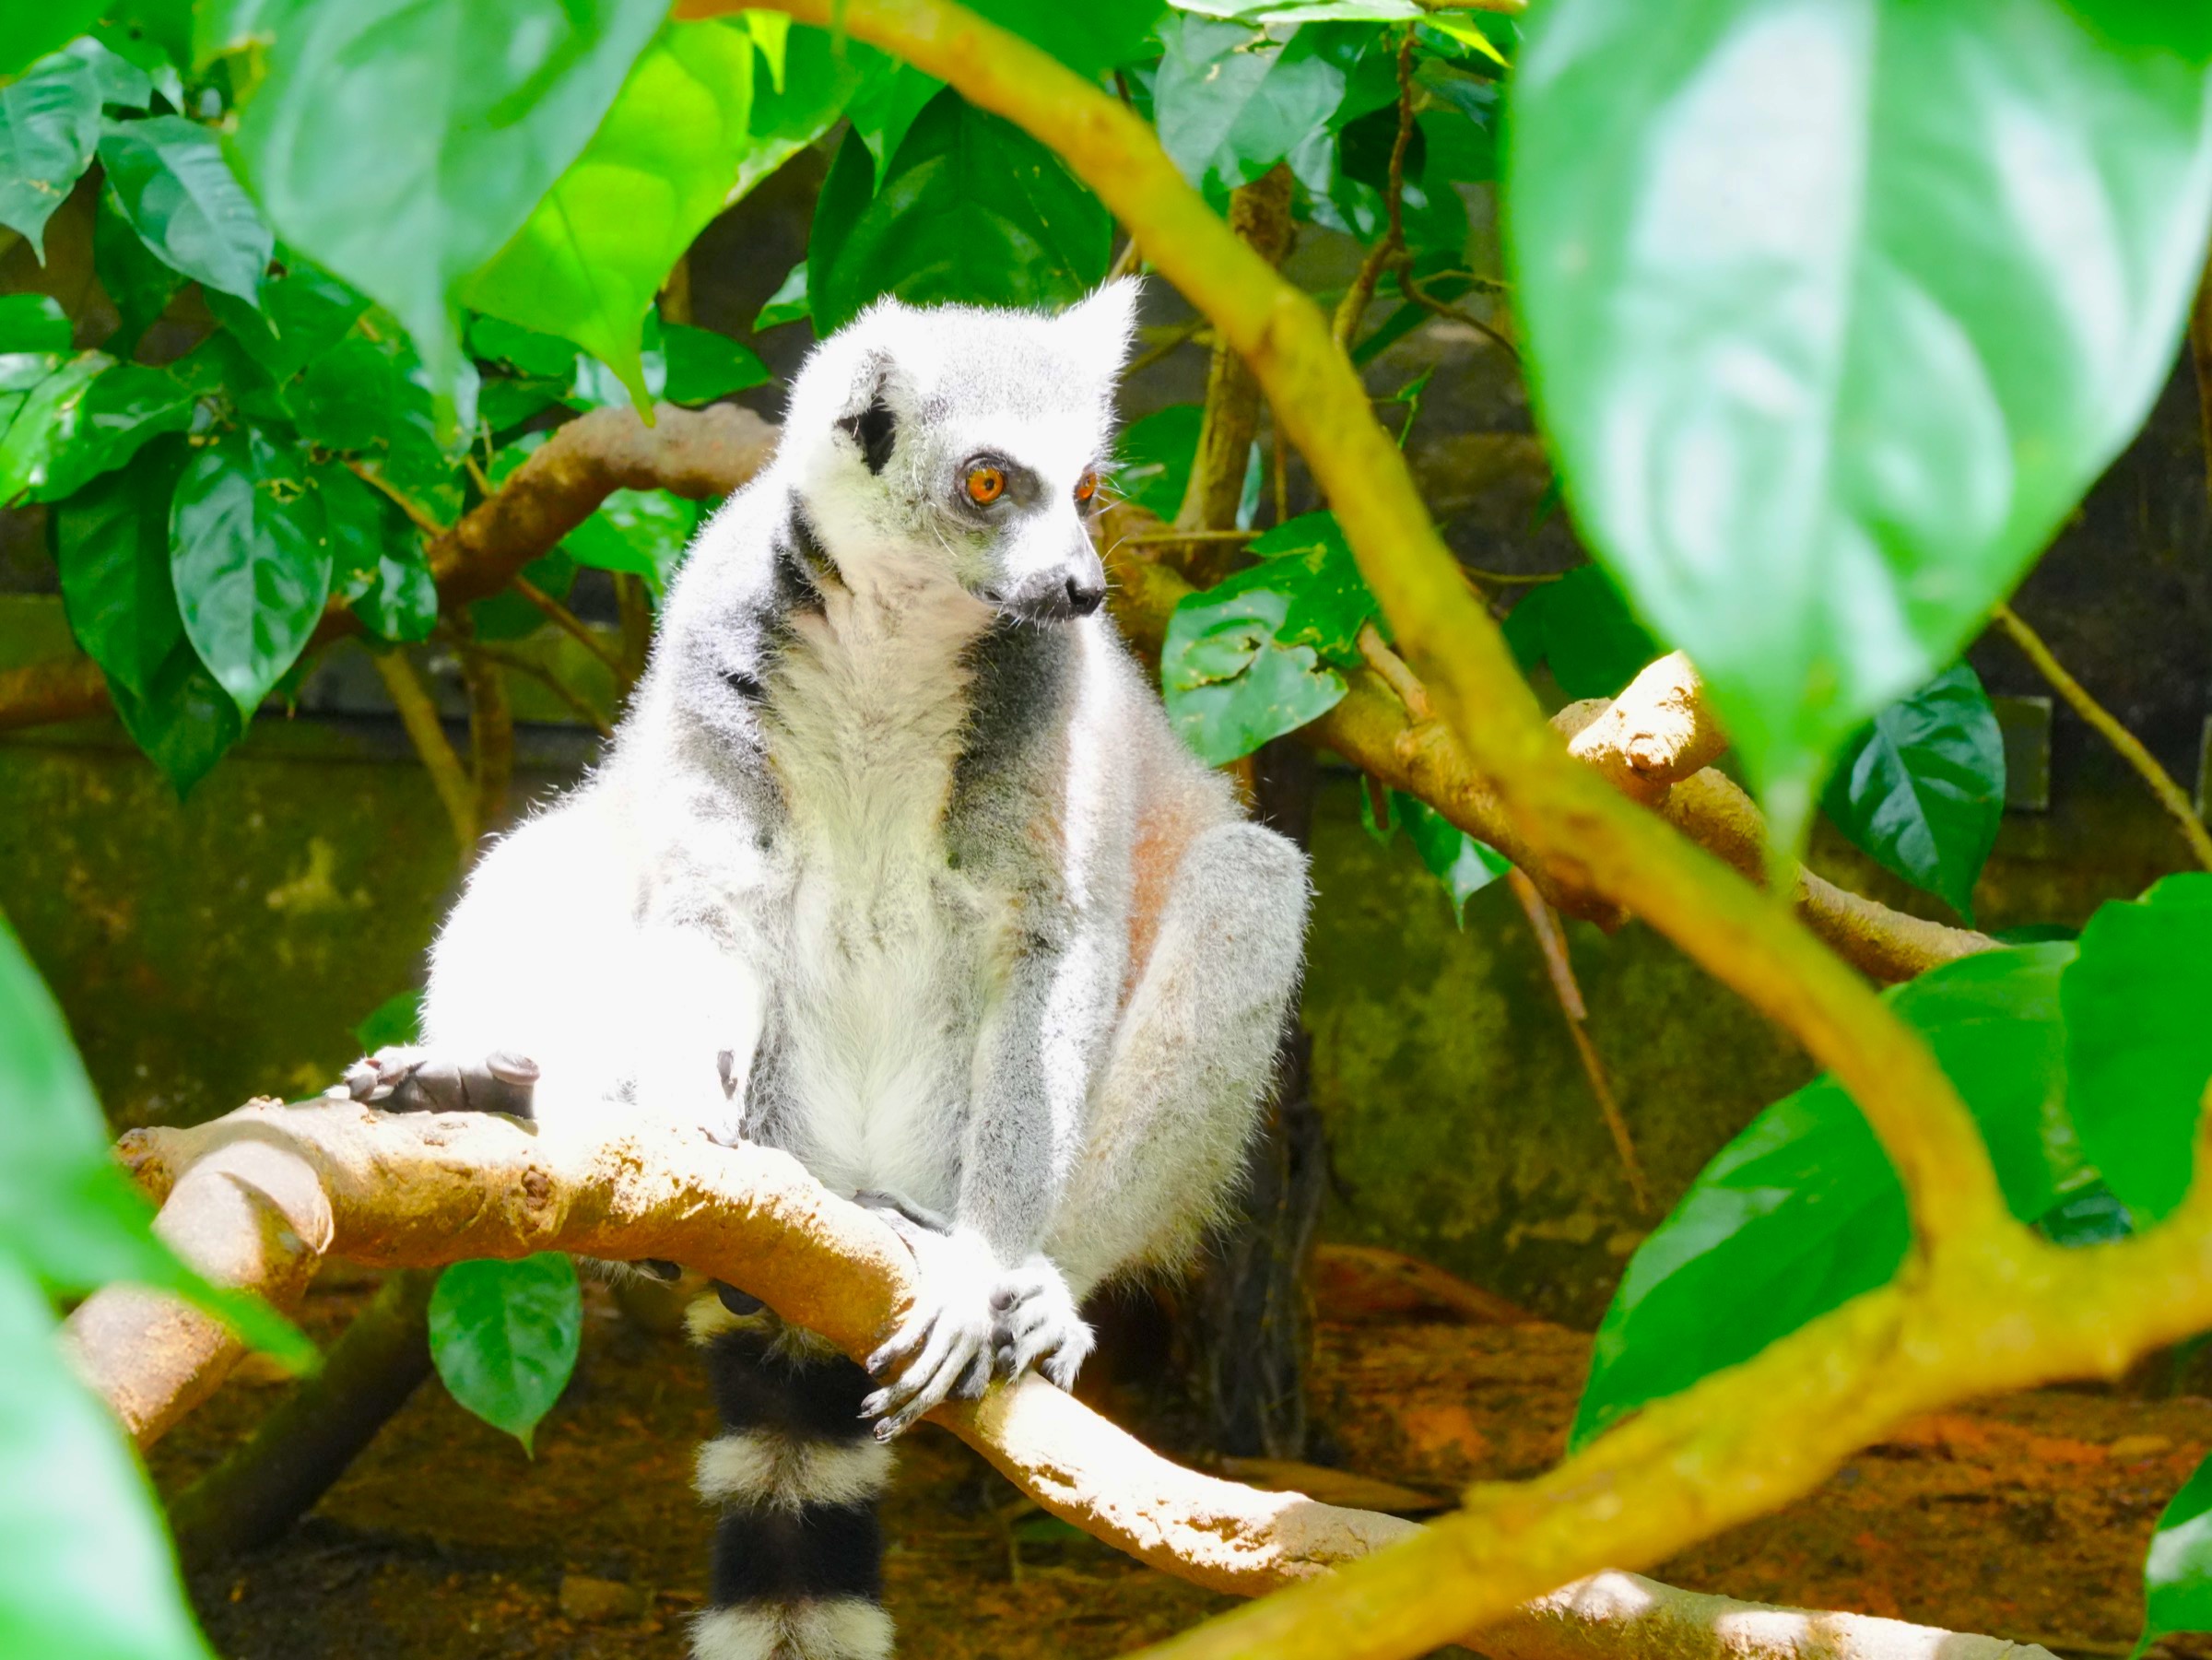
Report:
965,465,1006,506
1074,469,1099,504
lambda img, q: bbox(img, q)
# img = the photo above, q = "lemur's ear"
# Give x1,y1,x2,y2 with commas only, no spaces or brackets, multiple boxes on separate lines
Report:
1062,277,1142,373
836,349,899,475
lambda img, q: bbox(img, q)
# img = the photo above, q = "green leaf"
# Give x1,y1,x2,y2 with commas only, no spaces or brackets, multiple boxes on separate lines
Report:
661,323,770,406
1822,664,2005,921
229,0,670,406
1499,566,1662,701
293,324,475,523
2063,874,2212,1225
353,987,424,1053
2063,1,2212,66
20,361,194,504
1114,402,1203,520
736,22,888,201
0,47,101,258
204,261,371,383
465,20,759,416
0,3,105,78
964,0,1167,77
1391,790,1510,924
170,426,333,719
97,115,271,304
752,260,810,332
1161,576,1347,765
0,351,112,503
63,36,157,110
1509,0,2212,849
0,1254,213,1660
429,1254,582,1452
1573,942,2082,1449
2143,1452,2212,1653
563,489,699,598
809,88,1112,335
314,458,434,643
0,294,71,356
93,184,185,352
846,61,945,179
1246,509,1379,662
1155,18,1387,196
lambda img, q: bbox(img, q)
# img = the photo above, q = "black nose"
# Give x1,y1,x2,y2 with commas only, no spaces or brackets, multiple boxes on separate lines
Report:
1065,575,1105,617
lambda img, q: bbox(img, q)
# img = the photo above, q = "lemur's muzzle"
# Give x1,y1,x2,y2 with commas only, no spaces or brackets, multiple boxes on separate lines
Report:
993,549,1107,623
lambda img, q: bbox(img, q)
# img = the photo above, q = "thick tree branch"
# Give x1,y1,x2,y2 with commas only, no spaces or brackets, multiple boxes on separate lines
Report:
0,402,775,734
71,1104,2047,1660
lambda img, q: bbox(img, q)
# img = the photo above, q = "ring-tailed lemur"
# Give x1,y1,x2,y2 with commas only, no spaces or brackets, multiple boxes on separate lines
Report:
333,282,1309,1660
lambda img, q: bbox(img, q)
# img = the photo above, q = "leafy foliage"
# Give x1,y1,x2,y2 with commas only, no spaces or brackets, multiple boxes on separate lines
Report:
429,1254,583,1453
1821,665,2006,921
1575,943,2083,1448
1510,0,2212,847
2144,1452,2212,1654
1499,565,1664,701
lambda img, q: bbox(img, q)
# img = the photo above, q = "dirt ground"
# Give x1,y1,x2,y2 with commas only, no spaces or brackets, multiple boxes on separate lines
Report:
148,1267,2212,1660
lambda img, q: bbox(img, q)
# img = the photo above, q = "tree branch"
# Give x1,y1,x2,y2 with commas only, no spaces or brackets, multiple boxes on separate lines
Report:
70,1103,2050,1660
0,402,776,735
1176,167,1294,547
369,649,477,855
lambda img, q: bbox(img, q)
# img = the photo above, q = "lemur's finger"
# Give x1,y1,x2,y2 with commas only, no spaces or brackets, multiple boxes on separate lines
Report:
994,1297,1050,1344
951,1349,992,1402
871,1313,966,1417
1040,1329,1094,1392
876,1338,975,1437
865,1308,935,1378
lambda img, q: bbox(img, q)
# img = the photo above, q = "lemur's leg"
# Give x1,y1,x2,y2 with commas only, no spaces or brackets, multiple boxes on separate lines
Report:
1039,819,1309,1311
688,1299,894,1660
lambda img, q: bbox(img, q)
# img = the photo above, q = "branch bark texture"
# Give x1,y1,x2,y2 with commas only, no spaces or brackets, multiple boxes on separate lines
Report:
73,1105,2050,1660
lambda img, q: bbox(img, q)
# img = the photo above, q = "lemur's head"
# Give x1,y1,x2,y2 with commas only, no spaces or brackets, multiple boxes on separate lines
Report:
779,281,1138,624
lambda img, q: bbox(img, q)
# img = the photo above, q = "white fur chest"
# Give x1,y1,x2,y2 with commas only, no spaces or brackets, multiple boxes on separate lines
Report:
761,571,994,1207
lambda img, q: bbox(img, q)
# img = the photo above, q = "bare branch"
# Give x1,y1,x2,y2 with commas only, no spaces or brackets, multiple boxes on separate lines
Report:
369,649,476,855
71,1104,2053,1660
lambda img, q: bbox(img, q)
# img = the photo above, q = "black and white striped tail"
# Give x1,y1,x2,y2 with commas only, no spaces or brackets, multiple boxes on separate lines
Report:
688,1297,895,1660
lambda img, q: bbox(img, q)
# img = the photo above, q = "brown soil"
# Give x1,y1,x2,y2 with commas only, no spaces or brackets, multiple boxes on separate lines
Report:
149,1275,2212,1660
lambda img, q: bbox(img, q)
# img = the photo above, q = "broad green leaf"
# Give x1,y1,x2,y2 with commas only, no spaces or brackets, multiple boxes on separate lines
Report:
467,314,583,380
1155,18,1391,196
0,906,309,1361
89,14,185,109
353,987,424,1053
0,1254,212,1660
429,1254,582,1452
2064,2,2212,66
1509,0,2212,848
563,489,699,598
2142,1452,2212,1654
0,351,112,503
229,0,669,404
93,185,185,352
293,324,475,523
963,0,1167,77
477,375,567,435
0,3,105,78
735,22,889,201
0,48,101,258
0,294,71,356
19,361,193,503
1161,577,1347,765
1822,665,2005,921
314,459,436,643
63,36,156,110
1248,509,1380,661
2063,874,2212,1224
661,323,770,406
466,20,759,415
846,61,944,180
204,261,371,382
1498,565,1664,701
752,260,809,331
1392,790,1510,924
740,11,788,88
1114,403,1204,520
809,88,1112,335
170,426,332,719
97,115,271,304
1573,942,2082,1449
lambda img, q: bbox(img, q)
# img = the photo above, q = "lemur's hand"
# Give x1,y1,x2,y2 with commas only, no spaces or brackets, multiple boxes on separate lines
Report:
989,1255,1093,1390
857,1195,998,1440
326,1046,538,1120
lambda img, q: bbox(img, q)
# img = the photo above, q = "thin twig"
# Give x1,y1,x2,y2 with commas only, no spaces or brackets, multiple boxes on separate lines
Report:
1399,271,1521,363
1464,567,1564,586
613,572,653,701
1124,315,1209,377
458,641,617,740
1119,526,1264,545
368,649,476,856
511,577,625,673
1271,424,1288,527
1356,622,1432,724
1508,870,1651,1215
1993,602,2212,872
1331,29,1417,350
459,642,513,840
345,461,448,540
1108,237,1145,283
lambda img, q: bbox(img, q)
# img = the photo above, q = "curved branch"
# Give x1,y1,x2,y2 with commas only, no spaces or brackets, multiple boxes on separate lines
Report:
68,1104,2048,1660
0,402,776,735
1104,531,1994,983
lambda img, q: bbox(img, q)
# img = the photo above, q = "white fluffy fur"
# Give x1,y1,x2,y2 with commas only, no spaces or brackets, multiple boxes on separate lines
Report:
694,1431,893,1511
691,1600,895,1660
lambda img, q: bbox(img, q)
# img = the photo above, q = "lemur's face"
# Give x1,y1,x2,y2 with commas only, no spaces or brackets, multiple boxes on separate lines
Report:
784,283,1138,624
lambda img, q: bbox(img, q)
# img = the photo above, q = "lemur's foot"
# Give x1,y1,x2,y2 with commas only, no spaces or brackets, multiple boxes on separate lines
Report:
857,1195,996,1440
990,1255,1093,1390
325,1045,538,1120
